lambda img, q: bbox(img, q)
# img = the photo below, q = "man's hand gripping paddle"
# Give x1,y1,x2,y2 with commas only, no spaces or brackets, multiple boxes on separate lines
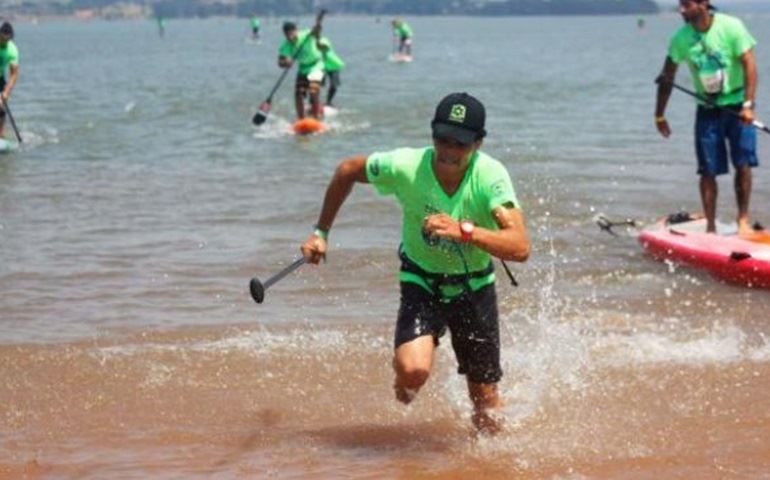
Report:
251,9,327,126
657,78,770,135
249,257,306,304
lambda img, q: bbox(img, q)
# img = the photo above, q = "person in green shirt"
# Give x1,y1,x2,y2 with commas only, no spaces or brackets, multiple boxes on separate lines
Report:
249,14,260,40
318,36,345,107
279,21,324,120
0,22,20,139
655,0,759,235
300,93,531,435
391,19,413,56
156,15,166,38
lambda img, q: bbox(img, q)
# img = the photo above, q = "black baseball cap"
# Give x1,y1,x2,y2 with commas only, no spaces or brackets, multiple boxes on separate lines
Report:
0,22,13,38
431,92,486,146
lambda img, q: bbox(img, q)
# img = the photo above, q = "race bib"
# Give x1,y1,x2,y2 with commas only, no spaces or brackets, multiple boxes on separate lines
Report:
699,69,726,95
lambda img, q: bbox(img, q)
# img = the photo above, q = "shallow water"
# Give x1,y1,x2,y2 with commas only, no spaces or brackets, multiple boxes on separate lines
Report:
2,14,770,479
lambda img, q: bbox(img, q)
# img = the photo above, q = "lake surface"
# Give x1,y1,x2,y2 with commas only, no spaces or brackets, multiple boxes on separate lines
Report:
1,14,770,478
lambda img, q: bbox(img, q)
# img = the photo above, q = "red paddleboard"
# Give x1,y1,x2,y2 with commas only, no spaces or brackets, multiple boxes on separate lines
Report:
639,213,770,289
292,117,325,135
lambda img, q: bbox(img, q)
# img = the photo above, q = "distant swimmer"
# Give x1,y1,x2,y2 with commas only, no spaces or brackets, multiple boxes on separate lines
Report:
0,21,20,139
655,0,759,235
278,21,324,120
391,19,413,57
318,36,345,107
249,14,261,40
300,93,530,435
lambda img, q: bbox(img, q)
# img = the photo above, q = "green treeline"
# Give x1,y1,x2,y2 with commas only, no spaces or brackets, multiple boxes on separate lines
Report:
159,0,660,17
10,0,661,17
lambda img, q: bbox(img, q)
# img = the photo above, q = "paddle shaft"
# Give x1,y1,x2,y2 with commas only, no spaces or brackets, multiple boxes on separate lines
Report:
260,10,326,105
1,96,22,143
669,81,770,135
263,257,305,291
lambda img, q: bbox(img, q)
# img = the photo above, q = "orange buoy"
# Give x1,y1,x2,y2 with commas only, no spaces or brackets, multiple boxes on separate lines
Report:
292,117,326,135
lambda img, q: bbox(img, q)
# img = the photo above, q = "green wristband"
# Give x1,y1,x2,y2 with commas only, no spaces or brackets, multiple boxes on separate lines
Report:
313,226,329,240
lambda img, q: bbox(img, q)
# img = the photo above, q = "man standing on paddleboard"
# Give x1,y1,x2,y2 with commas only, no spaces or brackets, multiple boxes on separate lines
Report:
300,93,530,435
0,21,20,139
391,19,413,57
655,0,758,235
279,21,324,121
318,36,345,108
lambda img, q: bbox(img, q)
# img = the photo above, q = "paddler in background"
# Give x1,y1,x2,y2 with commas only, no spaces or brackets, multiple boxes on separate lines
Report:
278,21,324,121
318,36,345,108
156,15,166,38
300,93,530,435
249,14,260,41
391,19,413,57
655,0,759,235
0,21,20,139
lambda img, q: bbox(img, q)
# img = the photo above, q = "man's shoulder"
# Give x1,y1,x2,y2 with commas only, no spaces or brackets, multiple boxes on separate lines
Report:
474,150,506,170
670,23,695,44
714,12,749,33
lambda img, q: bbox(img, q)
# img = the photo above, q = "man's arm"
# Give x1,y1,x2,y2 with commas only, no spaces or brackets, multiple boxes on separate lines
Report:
655,56,678,138
2,63,18,100
300,155,369,264
423,206,530,262
740,48,757,124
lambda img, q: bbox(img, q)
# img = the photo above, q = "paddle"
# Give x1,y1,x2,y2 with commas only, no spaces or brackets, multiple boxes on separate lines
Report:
251,9,326,126
659,79,770,135
249,257,306,304
1,96,22,143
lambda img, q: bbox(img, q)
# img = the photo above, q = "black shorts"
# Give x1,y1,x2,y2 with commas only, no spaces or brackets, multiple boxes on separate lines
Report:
394,282,502,384
294,72,321,96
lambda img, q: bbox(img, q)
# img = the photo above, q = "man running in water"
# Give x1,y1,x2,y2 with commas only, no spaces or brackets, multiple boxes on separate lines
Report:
300,93,530,434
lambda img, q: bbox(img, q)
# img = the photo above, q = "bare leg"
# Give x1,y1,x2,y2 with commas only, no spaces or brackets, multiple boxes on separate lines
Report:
468,381,503,435
392,335,434,405
735,165,752,235
699,175,718,233
308,83,322,120
294,90,305,120
0,114,5,138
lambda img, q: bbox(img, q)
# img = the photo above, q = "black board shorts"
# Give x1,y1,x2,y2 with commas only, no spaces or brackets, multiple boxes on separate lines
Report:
394,281,502,384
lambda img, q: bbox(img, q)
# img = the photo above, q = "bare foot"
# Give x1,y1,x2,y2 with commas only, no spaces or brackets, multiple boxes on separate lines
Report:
394,383,417,405
472,410,504,436
738,218,754,236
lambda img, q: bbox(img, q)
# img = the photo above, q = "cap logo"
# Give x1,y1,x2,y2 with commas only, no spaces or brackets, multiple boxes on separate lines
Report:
449,104,466,123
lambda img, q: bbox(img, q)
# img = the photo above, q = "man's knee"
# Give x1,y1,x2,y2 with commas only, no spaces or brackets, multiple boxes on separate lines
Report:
395,364,429,389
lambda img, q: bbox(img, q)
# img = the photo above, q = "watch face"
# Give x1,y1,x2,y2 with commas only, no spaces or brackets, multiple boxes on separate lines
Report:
461,221,474,233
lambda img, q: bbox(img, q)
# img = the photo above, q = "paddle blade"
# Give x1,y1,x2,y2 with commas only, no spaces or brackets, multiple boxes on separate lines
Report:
252,101,271,125
249,277,265,304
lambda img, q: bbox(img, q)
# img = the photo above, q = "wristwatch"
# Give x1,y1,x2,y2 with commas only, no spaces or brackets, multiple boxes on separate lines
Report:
460,220,475,243
742,100,755,110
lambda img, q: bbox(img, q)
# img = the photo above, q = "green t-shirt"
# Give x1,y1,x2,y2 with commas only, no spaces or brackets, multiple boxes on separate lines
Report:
278,29,323,75
250,17,260,29
366,147,520,297
319,37,345,72
668,13,756,106
394,23,412,39
0,40,19,79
